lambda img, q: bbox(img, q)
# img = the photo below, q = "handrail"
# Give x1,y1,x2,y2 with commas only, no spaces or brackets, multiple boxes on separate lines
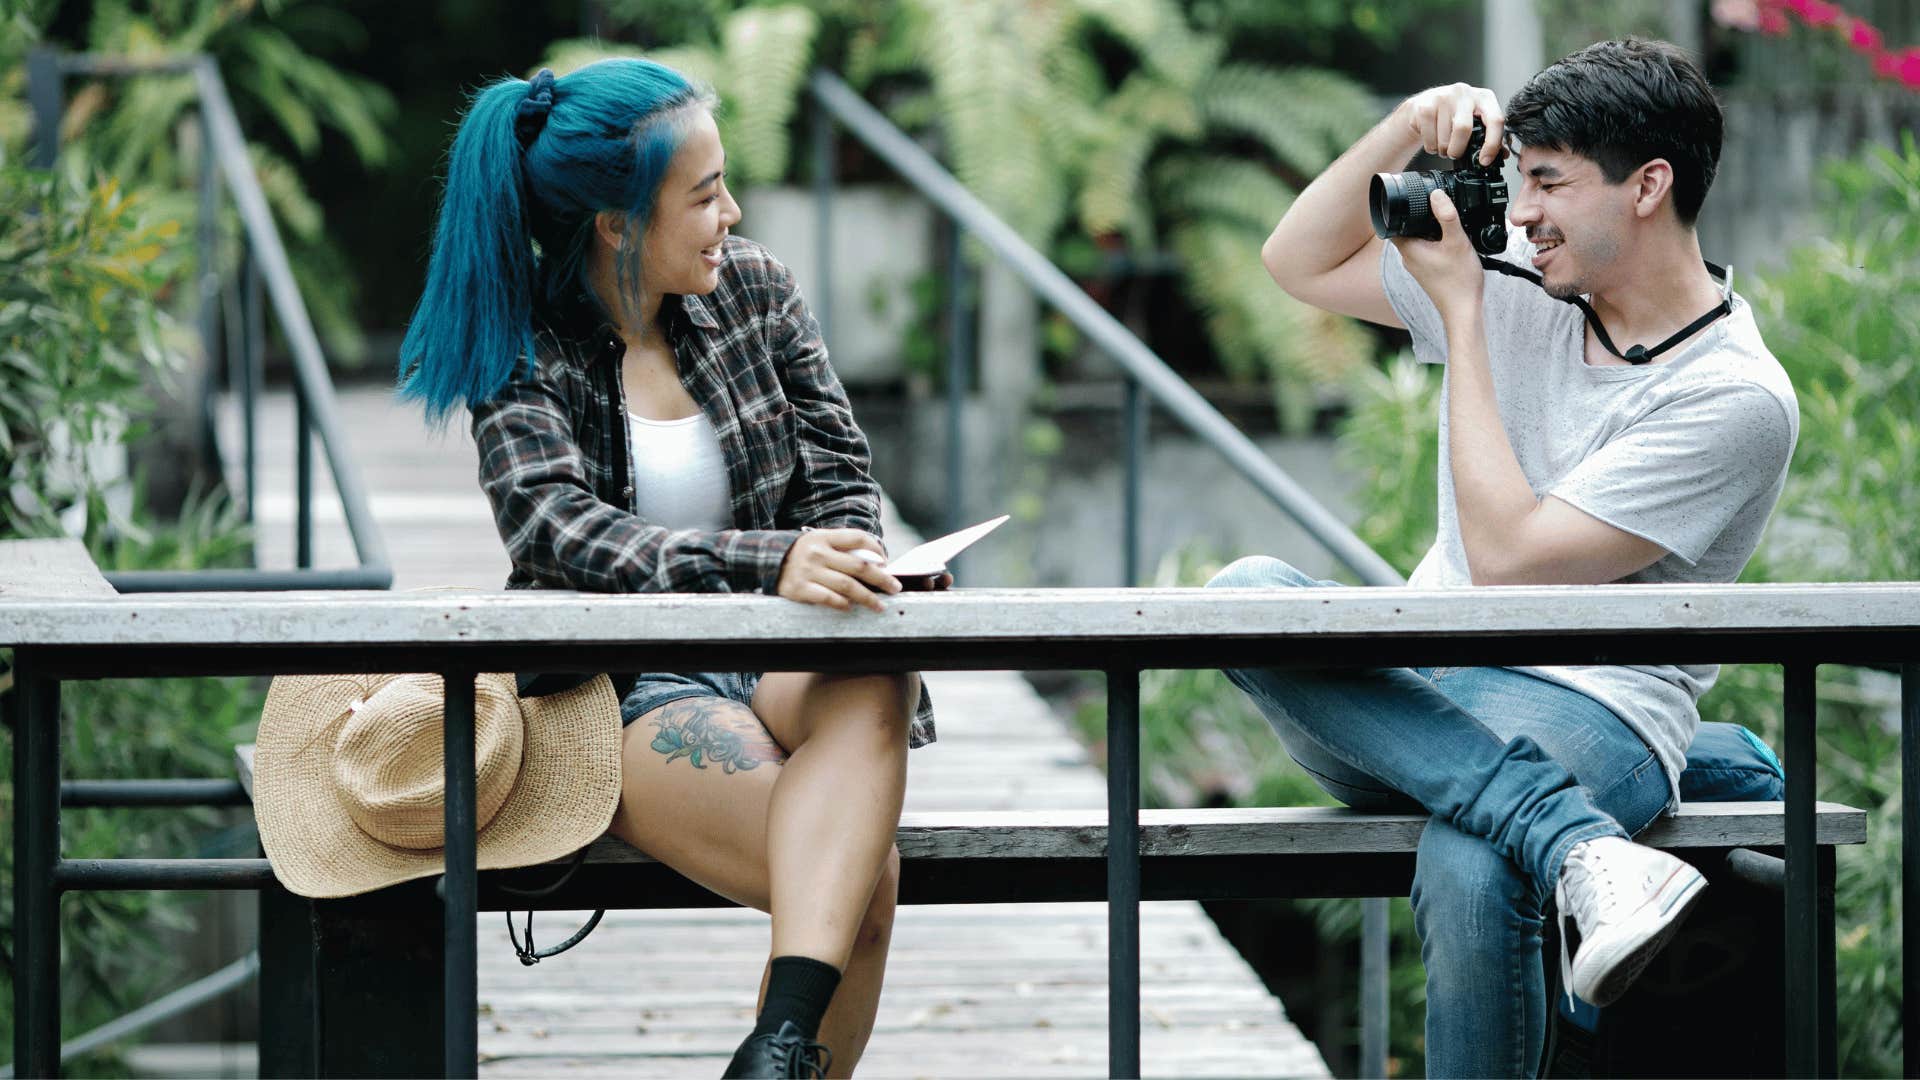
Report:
12,586,1911,1077
26,51,392,591
806,69,1403,588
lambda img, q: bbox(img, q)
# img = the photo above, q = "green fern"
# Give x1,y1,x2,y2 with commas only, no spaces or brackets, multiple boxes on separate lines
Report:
1154,154,1295,232
912,0,1070,243
721,5,819,185
1169,215,1372,403
1197,64,1379,179
1077,74,1199,244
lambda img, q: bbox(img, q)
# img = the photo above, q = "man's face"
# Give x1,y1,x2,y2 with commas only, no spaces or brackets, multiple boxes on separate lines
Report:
1506,146,1633,300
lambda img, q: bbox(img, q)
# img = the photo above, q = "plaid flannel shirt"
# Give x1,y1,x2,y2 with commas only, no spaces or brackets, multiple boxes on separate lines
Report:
471,236,934,746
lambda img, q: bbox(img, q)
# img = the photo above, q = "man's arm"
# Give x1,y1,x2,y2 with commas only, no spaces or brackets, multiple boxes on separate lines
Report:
1440,309,1669,585
1393,190,1669,586
1265,83,1506,329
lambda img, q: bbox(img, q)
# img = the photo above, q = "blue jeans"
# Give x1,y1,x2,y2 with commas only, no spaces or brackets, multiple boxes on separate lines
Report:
1206,556,1672,1077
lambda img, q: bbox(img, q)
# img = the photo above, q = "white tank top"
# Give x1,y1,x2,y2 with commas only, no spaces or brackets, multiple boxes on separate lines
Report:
626,411,733,531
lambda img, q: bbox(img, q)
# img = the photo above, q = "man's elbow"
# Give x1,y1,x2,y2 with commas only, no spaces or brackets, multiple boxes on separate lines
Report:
1261,231,1306,298
1464,549,1537,587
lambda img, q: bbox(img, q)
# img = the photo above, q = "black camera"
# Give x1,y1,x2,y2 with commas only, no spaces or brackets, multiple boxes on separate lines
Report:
1369,118,1510,256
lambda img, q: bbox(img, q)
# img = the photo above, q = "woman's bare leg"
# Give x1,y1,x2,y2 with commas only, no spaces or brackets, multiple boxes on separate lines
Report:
606,672,915,1074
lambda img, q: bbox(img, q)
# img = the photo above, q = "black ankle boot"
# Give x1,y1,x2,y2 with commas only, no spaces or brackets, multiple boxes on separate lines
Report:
720,1020,832,1079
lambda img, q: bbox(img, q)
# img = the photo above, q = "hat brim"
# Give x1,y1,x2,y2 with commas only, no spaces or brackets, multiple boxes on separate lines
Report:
253,672,623,899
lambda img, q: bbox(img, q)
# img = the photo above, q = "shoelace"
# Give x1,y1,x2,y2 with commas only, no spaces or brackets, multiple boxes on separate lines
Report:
784,1038,832,1080
1554,846,1611,1008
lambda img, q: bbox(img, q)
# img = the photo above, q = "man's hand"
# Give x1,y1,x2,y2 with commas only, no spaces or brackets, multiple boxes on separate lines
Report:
1390,189,1485,321
1402,82,1506,164
776,529,901,612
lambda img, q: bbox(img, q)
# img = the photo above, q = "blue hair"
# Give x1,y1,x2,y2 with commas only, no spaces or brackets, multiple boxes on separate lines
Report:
399,59,712,423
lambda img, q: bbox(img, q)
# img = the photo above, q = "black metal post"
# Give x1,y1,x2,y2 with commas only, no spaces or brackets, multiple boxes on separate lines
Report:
1360,897,1390,1078
442,671,478,1078
1904,664,1918,1080
945,221,971,538
244,251,263,526
197,106,222,469
811,96,834,350
1122,378,1145,586
1818,844,1837,1076
1106,668,1142,1079
28,49,63,169
1783,662,1822,1077
295,384,313,569
61,778,250,807
13,659,63,1078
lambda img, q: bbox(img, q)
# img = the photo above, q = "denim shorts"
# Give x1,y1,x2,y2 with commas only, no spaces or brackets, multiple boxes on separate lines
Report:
619,671,763,726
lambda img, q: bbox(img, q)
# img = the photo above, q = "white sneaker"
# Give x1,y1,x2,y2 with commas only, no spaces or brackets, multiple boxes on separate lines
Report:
1555,835,1707,1007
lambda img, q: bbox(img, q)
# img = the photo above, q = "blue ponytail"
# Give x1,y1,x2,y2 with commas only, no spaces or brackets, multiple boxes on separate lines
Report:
399,60,712,424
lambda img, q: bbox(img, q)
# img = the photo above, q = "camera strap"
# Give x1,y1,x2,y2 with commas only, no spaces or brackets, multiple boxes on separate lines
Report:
1477,256,1734,365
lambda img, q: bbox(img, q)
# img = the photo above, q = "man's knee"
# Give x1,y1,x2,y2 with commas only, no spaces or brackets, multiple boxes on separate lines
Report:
1411,824,1535,940
1205,555,1316,591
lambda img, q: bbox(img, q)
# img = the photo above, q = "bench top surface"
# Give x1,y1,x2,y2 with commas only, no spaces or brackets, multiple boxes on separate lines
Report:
234,747,1864,860
8,582,1920,649
0,539,115,600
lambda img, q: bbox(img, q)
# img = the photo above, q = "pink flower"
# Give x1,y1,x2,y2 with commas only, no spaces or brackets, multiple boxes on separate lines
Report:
1872,50,1900,77
1897,48,1920,89
1849,20,1884,54
1758,6,1791,34
1712,0,1762,30
1793,0,1845,27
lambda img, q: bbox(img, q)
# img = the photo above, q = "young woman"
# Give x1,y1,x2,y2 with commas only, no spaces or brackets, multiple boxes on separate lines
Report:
398,59,936,1079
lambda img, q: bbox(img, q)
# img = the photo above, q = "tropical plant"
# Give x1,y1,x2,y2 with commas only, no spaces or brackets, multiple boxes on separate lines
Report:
550,0,1385,427
1,152,261,1071
0,163,188,542
40,0,398,363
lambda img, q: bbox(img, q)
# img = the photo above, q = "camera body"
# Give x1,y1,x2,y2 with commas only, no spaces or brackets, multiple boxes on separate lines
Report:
1370,118,1511,256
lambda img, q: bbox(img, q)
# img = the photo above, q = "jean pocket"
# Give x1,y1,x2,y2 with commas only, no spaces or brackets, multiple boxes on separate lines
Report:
1602,752,1670,835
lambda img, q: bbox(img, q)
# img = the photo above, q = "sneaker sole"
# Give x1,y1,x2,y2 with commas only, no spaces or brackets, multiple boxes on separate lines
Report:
1571,865,1707,1008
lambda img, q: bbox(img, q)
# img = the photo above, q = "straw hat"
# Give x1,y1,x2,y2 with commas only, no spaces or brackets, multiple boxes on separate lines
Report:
253,671,623,898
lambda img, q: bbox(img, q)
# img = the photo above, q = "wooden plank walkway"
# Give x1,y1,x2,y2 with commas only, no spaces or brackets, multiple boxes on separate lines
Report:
220,386,1328,1077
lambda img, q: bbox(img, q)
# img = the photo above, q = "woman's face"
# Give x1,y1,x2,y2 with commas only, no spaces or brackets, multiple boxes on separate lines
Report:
641,110,740,299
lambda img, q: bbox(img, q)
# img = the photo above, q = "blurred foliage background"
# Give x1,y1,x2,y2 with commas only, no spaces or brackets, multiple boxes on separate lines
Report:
5,0,1919,1073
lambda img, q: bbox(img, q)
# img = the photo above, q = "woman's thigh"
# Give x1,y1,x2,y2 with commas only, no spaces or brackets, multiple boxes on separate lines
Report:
608,694,788,912
749,670,919,755
1431,666,1669,834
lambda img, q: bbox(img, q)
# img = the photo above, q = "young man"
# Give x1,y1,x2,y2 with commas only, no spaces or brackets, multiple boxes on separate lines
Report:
1207,39,1798,1076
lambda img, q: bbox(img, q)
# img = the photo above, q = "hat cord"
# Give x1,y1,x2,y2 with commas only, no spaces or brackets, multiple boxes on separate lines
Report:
497,845,607,965
507,907,606,966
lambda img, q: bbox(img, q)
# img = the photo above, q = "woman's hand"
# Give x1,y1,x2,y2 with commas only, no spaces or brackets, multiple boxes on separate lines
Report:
776,529,901,612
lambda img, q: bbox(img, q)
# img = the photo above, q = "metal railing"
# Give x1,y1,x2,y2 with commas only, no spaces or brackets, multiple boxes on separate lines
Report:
26,50,391,592
9,584,1915,1078
13,49,390,1073
804,68,1401,1072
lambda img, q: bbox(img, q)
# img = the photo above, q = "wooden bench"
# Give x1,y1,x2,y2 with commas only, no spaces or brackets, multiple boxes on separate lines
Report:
233,744,1864,1074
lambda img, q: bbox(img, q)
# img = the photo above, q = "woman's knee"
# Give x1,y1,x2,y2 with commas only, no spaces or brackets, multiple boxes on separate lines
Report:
1205,555,1316,591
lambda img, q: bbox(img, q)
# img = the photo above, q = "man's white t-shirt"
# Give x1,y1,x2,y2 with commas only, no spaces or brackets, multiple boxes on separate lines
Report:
1380,228,1799,809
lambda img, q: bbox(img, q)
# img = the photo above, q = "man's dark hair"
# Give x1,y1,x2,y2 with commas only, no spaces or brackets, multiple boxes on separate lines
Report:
1506,38,1723,226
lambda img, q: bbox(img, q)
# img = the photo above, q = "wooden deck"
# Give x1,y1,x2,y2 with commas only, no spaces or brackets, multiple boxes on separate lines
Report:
221,385,1329,1077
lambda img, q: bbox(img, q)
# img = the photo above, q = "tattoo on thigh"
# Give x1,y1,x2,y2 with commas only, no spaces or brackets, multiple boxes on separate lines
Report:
647,699,785,773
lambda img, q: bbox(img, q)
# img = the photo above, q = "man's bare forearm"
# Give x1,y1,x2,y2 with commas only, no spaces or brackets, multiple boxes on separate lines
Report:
1263,99,1420,284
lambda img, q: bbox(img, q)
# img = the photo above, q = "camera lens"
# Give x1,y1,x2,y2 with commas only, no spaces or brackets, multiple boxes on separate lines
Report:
1370,171,1441,241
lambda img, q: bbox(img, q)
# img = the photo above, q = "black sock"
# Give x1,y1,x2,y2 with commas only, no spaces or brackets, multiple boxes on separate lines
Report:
754,955,842,1040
